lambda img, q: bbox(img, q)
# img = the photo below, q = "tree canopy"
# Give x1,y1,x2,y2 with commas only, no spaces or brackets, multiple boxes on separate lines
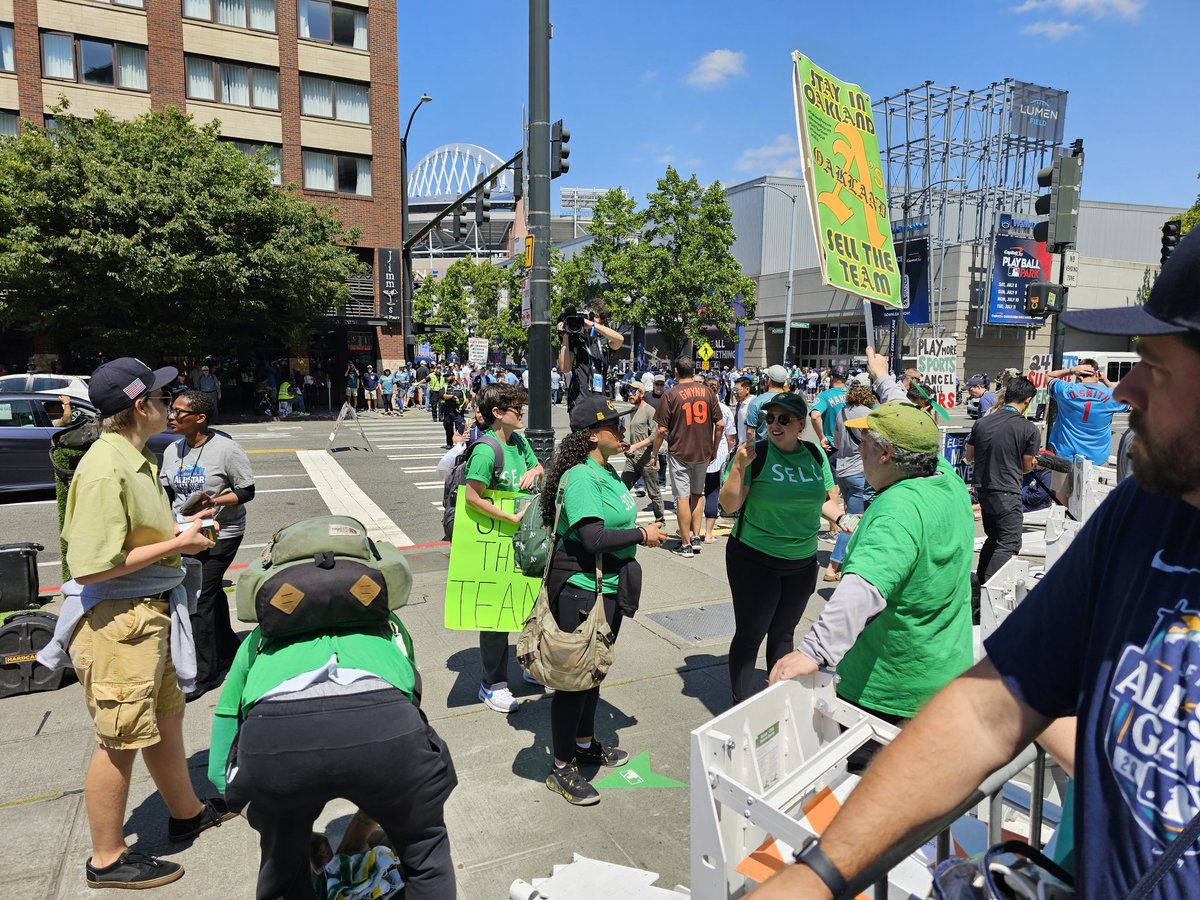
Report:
572,168,756,358
0,106,364,361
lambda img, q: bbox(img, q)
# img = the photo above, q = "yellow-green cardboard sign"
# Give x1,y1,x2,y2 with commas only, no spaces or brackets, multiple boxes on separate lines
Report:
792,52,901,308
444,489,540,632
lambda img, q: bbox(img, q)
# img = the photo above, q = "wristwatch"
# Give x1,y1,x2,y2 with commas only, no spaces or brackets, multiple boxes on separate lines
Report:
794,836,848,898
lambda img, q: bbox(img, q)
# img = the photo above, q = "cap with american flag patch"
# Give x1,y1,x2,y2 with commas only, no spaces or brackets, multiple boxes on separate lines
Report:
89,358,178,418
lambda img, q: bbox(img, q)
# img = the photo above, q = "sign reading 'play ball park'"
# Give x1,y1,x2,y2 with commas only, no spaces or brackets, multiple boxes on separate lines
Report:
792,52,901,309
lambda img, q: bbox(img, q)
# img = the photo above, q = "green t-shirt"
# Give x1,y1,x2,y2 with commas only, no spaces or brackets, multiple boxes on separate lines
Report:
464,430,538,492
556,457,639,593
836,467,975,717
735,441,834,559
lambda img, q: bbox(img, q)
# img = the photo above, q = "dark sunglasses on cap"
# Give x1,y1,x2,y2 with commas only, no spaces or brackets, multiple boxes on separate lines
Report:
764,412,795,426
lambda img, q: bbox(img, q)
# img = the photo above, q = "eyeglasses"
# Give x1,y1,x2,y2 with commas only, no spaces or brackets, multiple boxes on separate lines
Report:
764,413,794,426
500,405,525,415
166,405,198,418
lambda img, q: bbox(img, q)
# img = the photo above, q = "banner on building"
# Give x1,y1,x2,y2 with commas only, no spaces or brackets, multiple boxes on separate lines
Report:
444,490,540,632
468,338,488,366
987,235,1052,327
1009,81,1067,145
881,238,930,325
792,52,900,308
918,337,958,410
378,248,401,321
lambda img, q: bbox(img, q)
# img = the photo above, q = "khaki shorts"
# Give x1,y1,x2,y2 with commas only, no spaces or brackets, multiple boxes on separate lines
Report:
68,598,185,750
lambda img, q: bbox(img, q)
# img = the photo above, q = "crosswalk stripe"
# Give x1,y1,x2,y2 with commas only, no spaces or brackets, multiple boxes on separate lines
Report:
387,454,445,460
401,467,439,473
296,450,412,546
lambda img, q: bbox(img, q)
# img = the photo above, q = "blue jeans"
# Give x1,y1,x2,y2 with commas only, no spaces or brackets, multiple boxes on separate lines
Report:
831,470,873,565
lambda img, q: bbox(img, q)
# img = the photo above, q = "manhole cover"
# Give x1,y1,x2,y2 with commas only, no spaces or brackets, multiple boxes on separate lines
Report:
648,603,736,644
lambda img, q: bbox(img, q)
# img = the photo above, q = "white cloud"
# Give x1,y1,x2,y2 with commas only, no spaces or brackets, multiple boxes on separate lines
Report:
656,153,675,164
1012,0,1143,18
641,70,658,83
686,49,746,88
734,134,803,178
1021,19,1085,38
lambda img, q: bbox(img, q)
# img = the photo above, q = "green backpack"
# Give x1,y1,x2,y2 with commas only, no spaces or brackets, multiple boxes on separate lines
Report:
235,515,412,640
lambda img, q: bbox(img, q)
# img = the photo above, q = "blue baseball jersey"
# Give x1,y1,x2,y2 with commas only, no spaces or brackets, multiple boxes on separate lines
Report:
1047,379,1127,465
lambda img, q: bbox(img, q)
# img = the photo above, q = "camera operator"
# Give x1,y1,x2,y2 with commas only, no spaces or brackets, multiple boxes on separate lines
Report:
557,299,624,412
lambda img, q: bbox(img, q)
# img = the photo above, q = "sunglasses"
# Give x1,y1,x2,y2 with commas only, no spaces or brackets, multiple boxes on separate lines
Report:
166,405,199,418
764,412,795,426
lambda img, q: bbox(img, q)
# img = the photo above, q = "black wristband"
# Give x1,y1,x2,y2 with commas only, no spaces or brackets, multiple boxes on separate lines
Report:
794,837,848,897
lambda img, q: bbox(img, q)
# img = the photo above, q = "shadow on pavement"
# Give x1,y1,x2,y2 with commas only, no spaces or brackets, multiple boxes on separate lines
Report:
504,694,637,785
677,652,732,718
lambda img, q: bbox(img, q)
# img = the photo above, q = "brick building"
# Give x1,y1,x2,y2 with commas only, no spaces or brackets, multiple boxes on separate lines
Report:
0,0,405,376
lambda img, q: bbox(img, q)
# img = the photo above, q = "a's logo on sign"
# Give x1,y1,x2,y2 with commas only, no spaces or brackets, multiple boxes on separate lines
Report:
1106,600,1200,852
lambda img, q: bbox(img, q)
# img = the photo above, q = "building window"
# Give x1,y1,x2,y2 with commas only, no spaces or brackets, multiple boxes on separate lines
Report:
230,139,282,185
302,150,370,196
184,0,275,32
0,110,18,137
94,0,145,8
1,25,14,72
40,34,149,91
299,0,366,50
299,75,368,123
185,56,279,110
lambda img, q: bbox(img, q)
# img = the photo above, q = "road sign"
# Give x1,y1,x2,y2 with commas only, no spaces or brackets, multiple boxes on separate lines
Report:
523,235,534,269
698,342,714,361
701,360,710,371
521,277,531,327
1061,249,1080,288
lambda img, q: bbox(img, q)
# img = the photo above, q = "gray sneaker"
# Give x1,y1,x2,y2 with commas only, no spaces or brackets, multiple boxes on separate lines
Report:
546,764,600,806
671,543,694,559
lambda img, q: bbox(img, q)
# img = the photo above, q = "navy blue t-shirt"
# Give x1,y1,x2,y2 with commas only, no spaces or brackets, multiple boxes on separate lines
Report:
986,479,1200,897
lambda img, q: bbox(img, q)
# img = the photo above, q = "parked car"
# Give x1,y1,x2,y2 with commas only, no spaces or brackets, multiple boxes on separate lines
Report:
0,393,174,493
0,373,92,402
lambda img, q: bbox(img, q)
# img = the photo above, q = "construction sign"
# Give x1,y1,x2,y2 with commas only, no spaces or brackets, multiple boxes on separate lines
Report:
792,52,901,308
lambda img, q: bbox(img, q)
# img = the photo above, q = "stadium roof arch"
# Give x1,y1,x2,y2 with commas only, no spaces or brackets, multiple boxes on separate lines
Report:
408,143,515,205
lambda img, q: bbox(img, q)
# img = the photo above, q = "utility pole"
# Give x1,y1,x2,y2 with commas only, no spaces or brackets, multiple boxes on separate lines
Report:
525,0,554,462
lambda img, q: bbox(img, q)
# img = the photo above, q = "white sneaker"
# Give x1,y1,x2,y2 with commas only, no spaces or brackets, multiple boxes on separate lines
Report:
521,670,543,687
479,681,518,713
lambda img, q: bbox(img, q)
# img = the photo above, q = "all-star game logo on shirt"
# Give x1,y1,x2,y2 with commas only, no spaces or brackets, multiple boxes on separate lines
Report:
1107,597,1200,851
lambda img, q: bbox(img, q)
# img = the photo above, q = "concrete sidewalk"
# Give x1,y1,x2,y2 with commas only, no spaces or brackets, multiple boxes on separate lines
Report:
1,529,827,898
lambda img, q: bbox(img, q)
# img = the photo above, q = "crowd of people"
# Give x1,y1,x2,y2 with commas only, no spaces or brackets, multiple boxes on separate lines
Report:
33,223,1198,900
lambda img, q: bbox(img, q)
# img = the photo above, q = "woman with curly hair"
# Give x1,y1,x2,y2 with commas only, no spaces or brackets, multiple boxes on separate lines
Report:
538,396,666,806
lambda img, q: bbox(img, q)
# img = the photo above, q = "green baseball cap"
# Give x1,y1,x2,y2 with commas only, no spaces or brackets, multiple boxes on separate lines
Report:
844,401,939,455
763,391,809,418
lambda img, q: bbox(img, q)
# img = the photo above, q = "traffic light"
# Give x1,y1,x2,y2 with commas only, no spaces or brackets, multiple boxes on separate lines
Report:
551,119,570,179
1033,149,1083,250
512,157,523,201
1025,281,1065,318
475,179,492,227
452,205,470,242
1161,219,1182,265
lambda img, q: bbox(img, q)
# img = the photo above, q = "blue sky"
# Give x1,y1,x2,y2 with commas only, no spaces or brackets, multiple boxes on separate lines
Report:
397,0,1196,212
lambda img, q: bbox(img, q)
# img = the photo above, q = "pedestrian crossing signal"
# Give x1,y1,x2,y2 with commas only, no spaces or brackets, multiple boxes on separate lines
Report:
1025,281,1064,318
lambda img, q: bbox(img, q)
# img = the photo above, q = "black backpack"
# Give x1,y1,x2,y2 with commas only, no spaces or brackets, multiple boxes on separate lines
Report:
441,433,528,540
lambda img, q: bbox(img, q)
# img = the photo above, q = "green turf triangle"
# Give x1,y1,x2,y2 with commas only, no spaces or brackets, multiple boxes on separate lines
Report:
594,751,687,789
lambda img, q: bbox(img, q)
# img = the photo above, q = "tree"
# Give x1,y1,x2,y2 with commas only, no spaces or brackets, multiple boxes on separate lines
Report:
0,106,364,362
555,169,756,360
636,167,756,357
412,258,525,360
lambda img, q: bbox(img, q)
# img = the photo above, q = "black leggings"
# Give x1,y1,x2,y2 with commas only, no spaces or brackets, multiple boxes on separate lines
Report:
225,688,457,900
549,584,623,763
725,537,818,703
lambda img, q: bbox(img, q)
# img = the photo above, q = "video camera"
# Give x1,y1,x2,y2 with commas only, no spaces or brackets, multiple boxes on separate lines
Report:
560,307,587,335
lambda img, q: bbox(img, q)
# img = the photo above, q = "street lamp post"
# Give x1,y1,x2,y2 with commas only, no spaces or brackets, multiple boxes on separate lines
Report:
753,182,800,366
401,93,432,365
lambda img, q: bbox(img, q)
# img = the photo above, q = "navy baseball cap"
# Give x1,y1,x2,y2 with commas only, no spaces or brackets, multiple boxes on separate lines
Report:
89,358,178,417
569,395,634,431
1062,225,1199,336
966,376,988,388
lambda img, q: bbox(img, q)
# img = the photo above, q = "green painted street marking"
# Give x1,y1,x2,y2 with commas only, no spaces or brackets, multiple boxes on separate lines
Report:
594,751,686,790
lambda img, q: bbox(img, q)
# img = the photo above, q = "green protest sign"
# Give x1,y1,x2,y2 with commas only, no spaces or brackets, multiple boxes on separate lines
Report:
792,52,900,308
444,489,540,632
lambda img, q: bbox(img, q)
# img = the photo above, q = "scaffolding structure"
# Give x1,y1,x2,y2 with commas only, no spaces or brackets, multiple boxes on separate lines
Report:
873,78,1067,336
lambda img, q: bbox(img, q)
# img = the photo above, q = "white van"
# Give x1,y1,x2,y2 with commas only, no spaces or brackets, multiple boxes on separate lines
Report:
1061,351,1139,384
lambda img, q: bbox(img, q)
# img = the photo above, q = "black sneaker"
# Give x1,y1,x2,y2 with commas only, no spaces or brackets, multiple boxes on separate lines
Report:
545,764,600,806
690,537,702,554
86,851,183,889
168,797,236,842
574,740,629,768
